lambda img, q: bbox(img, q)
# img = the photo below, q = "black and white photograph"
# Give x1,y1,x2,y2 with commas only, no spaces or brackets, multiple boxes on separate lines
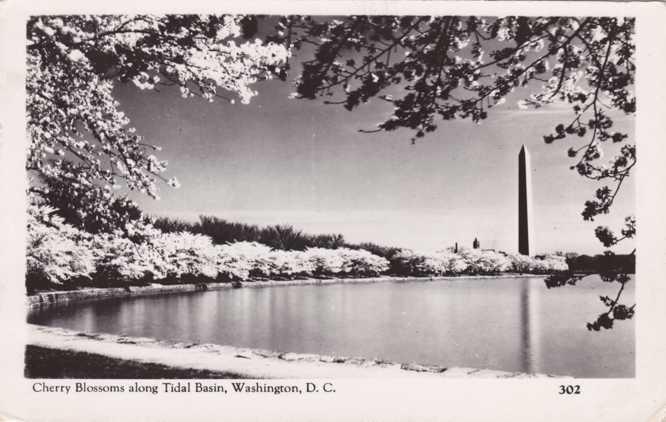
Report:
1,1,665,421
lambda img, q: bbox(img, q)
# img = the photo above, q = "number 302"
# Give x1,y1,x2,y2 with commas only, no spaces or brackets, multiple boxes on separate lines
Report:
558,385,581,395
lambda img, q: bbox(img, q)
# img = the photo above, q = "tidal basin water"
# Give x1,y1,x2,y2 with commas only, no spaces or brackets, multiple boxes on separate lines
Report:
28,276,634,378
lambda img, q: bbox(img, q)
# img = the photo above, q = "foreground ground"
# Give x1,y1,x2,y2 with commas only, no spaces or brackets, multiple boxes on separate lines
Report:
25,345,249,379
26,324,555,378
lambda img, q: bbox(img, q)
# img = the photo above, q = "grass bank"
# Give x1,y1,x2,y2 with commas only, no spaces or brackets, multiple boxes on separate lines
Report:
25,345,249,379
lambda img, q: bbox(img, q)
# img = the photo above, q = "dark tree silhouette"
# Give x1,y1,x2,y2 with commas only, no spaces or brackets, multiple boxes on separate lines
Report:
268,15,635,329
38,176,142,234
27,15,288,228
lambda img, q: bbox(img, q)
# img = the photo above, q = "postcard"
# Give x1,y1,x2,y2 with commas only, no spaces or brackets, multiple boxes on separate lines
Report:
0,1,664,421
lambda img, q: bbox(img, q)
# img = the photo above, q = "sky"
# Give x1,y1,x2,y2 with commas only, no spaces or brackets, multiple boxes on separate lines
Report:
116,44,635,255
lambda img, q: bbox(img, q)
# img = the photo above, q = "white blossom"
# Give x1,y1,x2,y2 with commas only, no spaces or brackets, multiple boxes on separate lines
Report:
27,14,289,219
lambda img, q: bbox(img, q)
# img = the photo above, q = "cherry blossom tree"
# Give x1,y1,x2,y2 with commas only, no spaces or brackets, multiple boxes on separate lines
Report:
269,15,635,329
27,14,289,231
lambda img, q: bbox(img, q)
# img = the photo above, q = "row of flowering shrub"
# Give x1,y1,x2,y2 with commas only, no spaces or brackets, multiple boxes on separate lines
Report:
389,248,568,276
27,204,568,291
26,204,390,290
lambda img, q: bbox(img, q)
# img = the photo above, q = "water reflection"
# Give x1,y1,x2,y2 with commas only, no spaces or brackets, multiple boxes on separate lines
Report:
28,276,634,378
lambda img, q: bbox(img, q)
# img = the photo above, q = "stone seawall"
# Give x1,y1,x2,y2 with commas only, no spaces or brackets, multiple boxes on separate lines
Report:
27,277,395,309
27,274,545,310
28,283,221,309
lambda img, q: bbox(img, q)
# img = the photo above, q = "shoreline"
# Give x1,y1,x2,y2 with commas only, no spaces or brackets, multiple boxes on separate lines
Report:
26,324,560,379
27,273,547,310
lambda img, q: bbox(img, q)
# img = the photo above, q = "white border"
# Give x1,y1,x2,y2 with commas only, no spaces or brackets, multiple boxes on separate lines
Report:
1,2,665,421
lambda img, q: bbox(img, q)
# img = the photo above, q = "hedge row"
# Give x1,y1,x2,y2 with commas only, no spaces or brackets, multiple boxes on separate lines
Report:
27,204,568,291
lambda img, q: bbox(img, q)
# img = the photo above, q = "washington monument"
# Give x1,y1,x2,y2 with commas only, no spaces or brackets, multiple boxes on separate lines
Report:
518,145,534,255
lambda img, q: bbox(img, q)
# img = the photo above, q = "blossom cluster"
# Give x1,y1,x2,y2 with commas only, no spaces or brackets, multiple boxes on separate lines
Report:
26,204,97,285
27,15,289,222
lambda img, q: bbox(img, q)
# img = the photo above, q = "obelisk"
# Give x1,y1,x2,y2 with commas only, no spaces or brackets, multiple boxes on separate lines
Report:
518,145,534,255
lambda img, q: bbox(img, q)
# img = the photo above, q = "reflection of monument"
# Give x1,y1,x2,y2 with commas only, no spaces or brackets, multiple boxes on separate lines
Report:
518,277,540,374
518,145,534,255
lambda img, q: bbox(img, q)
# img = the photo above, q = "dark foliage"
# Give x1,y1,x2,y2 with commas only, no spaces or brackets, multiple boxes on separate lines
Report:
545,250,635,330
343,242,405,261
36,177,143,234
566,252,635,274
268,16,635,218
153,215,404,260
